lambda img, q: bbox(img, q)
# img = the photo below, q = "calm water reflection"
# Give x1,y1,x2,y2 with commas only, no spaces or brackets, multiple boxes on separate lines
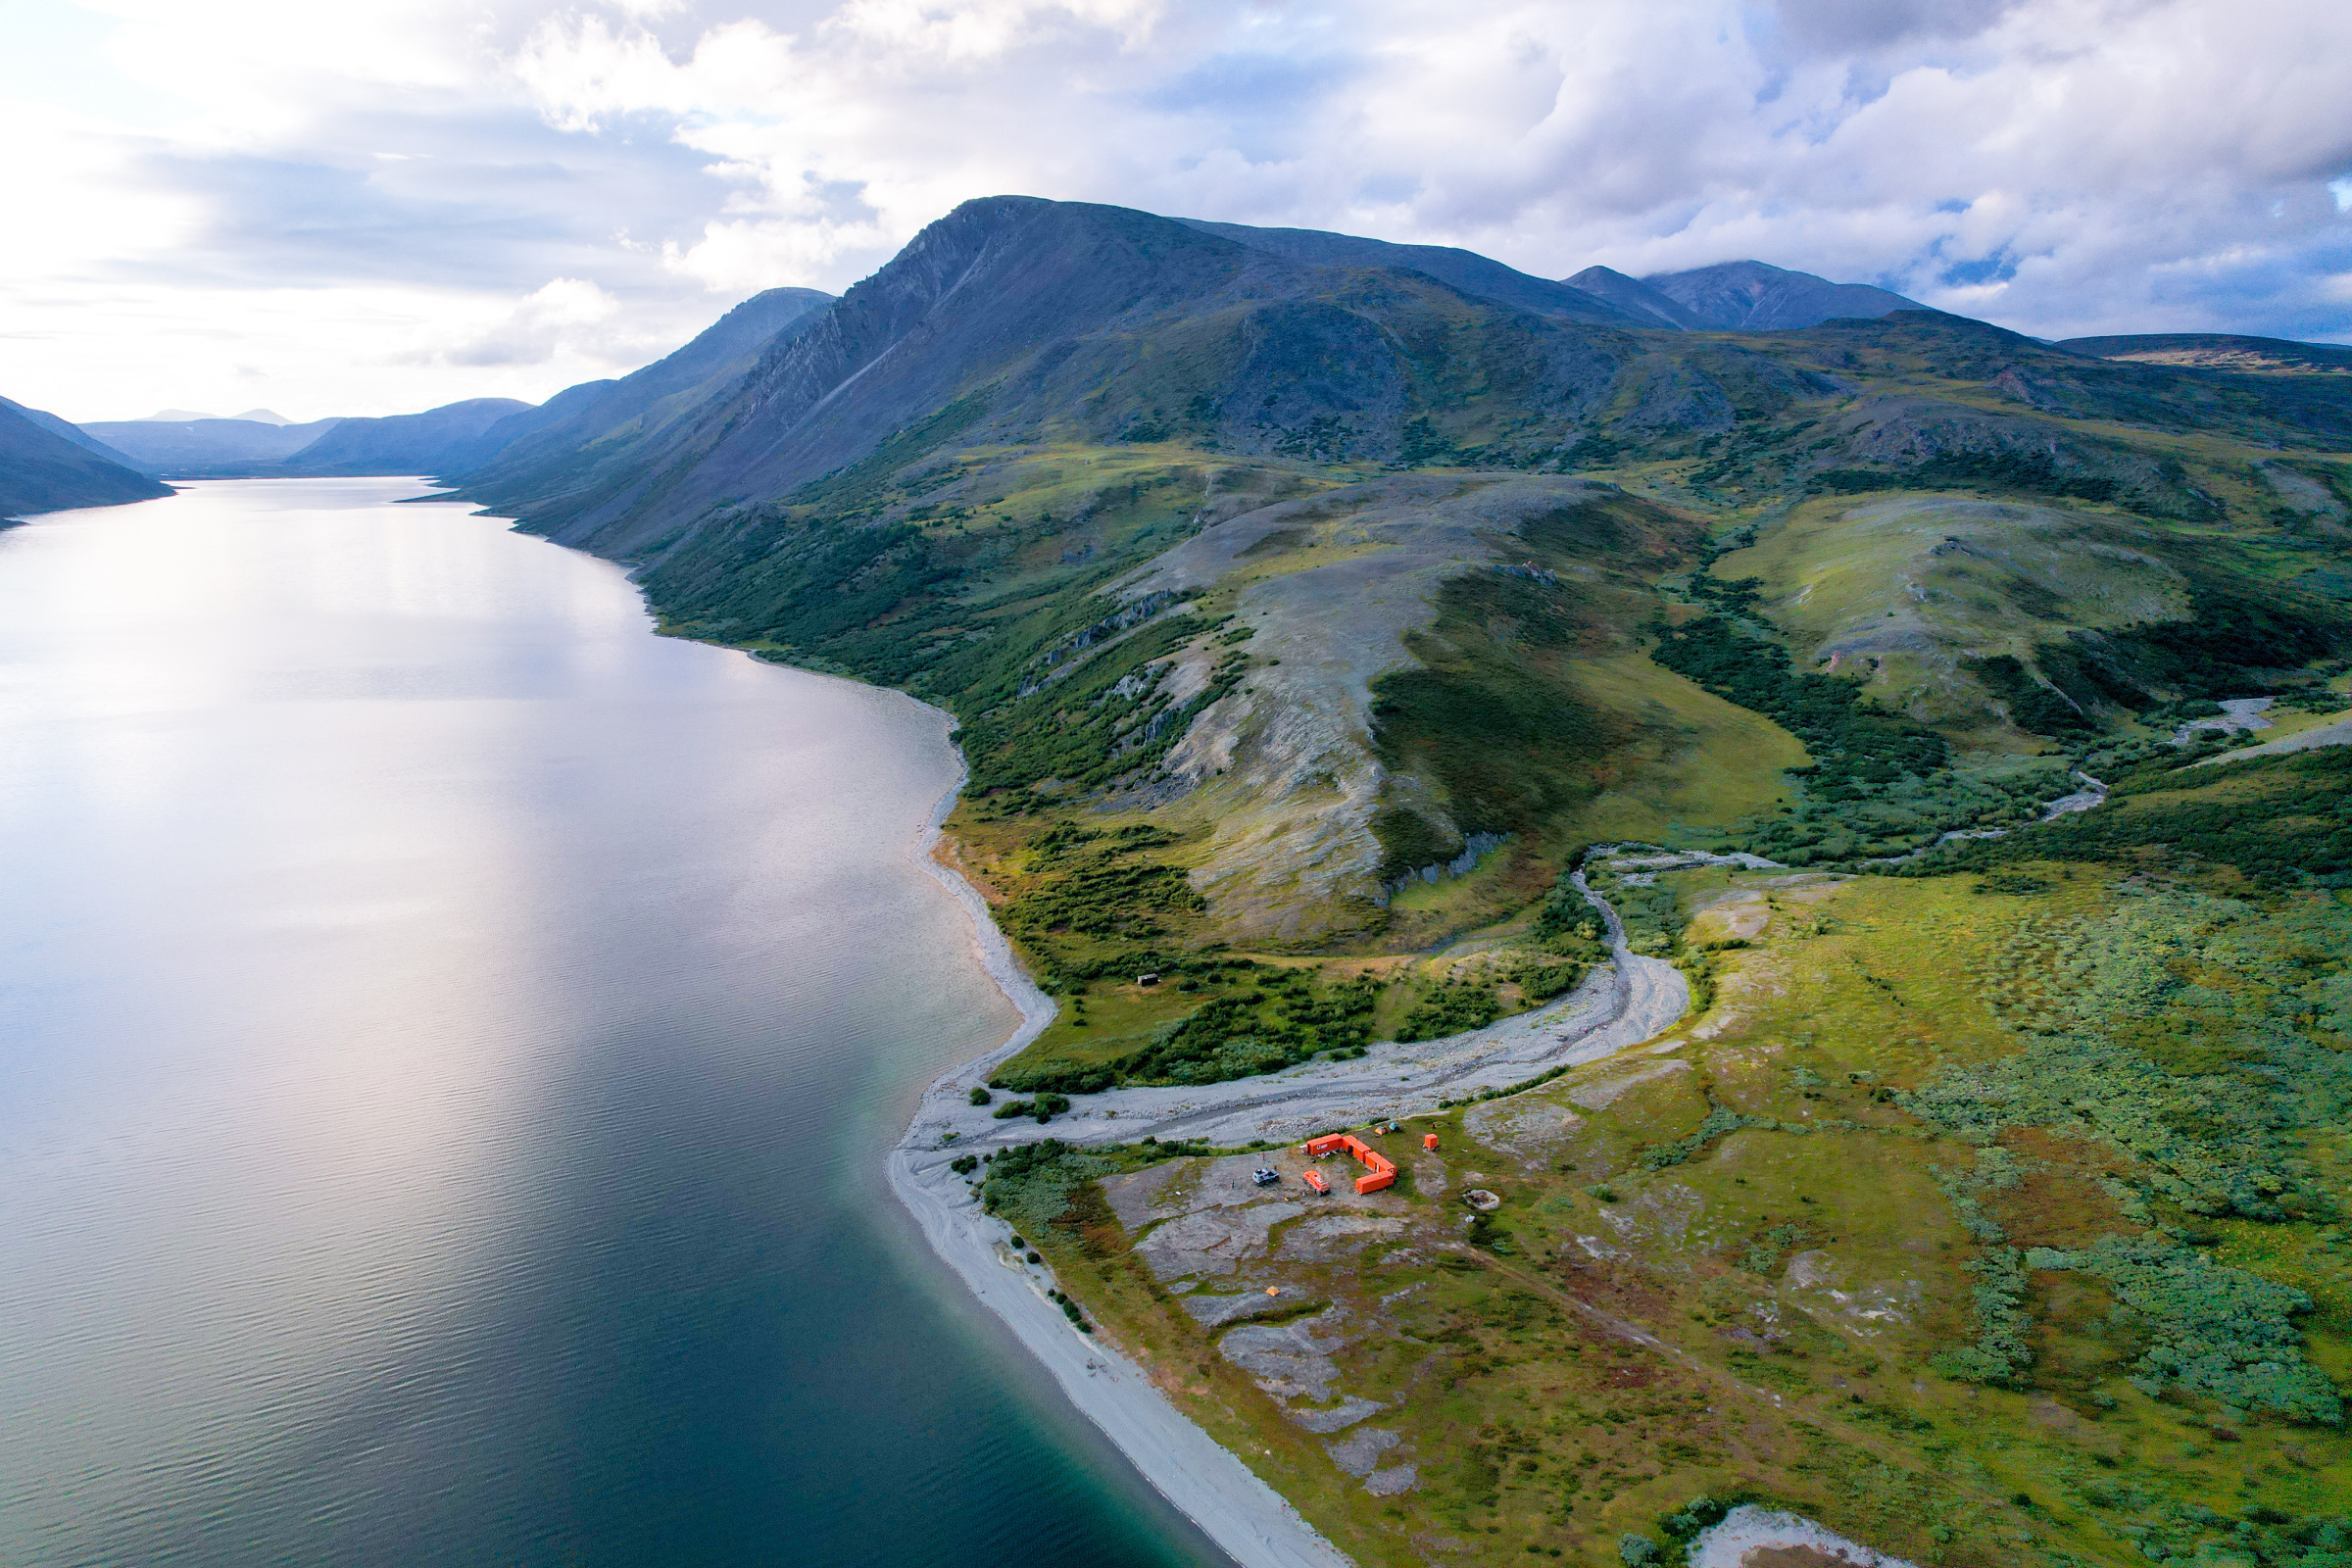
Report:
0,479,1220,1567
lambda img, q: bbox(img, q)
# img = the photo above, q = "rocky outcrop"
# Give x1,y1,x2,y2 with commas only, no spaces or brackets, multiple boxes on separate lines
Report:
1114,475,1637,943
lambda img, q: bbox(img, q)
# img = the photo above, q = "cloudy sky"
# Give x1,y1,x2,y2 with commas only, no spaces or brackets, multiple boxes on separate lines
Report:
6,0,2349,421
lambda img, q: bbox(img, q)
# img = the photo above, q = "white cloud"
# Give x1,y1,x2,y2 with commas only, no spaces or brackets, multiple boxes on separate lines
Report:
4,0,2349,422
418,276,627,368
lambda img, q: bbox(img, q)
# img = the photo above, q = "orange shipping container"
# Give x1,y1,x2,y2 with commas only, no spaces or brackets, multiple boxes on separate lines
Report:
1301,1133,1396,1194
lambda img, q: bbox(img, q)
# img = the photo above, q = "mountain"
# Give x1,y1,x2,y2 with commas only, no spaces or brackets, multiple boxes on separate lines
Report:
1559,259,1920,331
466,197,2350,563
79,416,344,474
1640,259,1925,329
457,285,835,513
137,408,220,421
1559,264,1706,328
491,191,2351,945
411,192,2352,1562
2059,331,2352,375
0,395,151,468
457,196,1767,556
1177,219,1656,325
0,396,172,519
443,191,2352,923
277,397,533,477
227,408,295,424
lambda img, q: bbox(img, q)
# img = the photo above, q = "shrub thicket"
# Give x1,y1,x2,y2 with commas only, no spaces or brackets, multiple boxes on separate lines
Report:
1934,746,2352,888
1646,614,1947,788
1901,887,2352,1421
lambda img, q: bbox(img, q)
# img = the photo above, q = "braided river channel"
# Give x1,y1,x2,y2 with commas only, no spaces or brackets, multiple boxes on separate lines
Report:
0,479,1220,1567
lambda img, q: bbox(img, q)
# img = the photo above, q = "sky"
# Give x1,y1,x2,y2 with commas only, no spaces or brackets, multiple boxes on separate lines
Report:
4,0,2349,422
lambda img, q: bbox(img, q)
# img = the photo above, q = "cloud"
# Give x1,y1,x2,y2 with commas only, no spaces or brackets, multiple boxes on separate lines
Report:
3,0,2349,421
421,276,626,367
1768,0,2021,53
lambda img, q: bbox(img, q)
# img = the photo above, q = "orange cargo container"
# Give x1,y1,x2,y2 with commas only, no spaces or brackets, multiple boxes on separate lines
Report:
1301,1133,1396,1195
1301,1169,1331,1195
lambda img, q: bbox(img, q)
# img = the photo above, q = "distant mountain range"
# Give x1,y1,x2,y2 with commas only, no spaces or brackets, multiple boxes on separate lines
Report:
261,399,534,476
5,196,2342,524
456,287,836,530
23,285,840,499
2058,332,2352,376
77,416,348,472
129,407,297,424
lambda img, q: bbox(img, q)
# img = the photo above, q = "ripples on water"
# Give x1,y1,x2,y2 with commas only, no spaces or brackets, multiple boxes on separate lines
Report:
0,480,1221,1567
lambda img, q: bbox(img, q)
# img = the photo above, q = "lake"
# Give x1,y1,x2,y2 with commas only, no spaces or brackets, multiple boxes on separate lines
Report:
0,479,1222,1567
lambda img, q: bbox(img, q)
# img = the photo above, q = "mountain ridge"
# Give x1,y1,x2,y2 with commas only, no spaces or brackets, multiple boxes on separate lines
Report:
79,415,346,473
456,285,836,516
1637,257,1924,329
277,397,533,476
0,395,173,519
1176,218,1657,326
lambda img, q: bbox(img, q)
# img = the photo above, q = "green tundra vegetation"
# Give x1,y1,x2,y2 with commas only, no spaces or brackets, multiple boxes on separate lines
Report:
996,797,2352,1568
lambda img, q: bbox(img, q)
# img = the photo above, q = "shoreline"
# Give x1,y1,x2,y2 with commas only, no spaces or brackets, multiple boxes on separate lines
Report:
886,776,1697,1568
890,764,1354,1568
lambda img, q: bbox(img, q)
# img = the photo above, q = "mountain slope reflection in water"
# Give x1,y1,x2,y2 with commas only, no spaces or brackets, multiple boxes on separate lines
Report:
0,479,1220,1568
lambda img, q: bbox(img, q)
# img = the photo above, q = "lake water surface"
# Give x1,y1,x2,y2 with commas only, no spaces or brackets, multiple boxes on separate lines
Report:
0,479,1222,1567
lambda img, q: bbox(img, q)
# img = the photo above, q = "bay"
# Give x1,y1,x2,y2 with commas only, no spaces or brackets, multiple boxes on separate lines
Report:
0,478,1221,1567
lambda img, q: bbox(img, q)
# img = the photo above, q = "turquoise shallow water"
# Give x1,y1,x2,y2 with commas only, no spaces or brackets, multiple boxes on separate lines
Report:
0,479,1222,1568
